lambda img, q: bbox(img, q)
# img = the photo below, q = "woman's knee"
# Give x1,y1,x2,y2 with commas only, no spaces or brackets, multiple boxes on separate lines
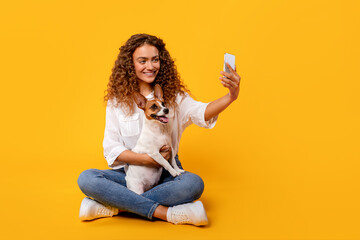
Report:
77,169,101,193
183,172,205,200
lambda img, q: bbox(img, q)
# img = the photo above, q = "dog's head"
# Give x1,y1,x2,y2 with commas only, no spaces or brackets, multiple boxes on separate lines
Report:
133,84,169,124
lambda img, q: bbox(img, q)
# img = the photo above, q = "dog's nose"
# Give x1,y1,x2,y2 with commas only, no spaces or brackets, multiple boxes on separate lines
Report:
163,108,169,114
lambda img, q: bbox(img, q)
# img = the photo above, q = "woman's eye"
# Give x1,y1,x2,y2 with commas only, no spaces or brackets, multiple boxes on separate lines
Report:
153,58,159,62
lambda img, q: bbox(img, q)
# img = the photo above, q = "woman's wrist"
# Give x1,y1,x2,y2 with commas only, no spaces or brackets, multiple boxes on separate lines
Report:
141,154,161,168
225,93,235,104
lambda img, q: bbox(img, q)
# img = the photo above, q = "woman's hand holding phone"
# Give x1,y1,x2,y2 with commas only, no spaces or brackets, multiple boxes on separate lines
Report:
220,53,241,102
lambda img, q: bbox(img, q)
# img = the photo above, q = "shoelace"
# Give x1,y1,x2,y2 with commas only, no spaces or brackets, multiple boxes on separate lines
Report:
171,210,190,224
97,207,113,217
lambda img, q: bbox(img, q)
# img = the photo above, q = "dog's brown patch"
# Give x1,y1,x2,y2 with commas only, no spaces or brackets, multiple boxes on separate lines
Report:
144,100,161,120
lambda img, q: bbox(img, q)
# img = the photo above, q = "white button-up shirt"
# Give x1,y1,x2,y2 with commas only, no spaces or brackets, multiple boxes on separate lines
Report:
103,92,218,169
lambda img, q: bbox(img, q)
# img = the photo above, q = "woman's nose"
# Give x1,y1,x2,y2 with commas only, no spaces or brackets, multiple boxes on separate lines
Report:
146,61,154,69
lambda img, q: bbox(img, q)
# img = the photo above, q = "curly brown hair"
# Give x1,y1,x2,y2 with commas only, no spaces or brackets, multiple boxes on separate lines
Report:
104,33,190,115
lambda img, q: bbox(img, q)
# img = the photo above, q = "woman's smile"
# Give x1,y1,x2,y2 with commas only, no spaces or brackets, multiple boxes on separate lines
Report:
143,71,157,76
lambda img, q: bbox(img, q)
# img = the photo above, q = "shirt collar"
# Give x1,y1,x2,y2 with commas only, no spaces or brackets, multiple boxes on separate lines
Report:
145,91,154,99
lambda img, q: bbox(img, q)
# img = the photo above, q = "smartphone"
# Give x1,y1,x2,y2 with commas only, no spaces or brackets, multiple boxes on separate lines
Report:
224,53,236,74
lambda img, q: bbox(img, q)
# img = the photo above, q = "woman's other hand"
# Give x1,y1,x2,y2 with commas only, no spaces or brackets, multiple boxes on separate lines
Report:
160,145,172,161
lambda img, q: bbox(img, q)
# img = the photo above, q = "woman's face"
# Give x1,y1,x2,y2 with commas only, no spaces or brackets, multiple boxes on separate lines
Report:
132,44,160,84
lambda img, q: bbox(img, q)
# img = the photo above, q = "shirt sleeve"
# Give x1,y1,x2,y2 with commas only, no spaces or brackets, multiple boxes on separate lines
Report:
102,100,128,169
178,93,218,129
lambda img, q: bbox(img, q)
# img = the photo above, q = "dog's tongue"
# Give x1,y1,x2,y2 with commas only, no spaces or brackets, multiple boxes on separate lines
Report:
159,116,168,123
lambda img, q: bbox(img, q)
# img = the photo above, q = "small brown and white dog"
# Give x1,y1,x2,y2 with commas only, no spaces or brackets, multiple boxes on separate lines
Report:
125,84,184,194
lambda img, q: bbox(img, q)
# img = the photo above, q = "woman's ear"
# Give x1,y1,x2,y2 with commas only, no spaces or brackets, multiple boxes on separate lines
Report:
154,84,164,101
133,92,147,110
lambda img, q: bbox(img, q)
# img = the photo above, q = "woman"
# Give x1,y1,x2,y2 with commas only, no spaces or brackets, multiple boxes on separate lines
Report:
77,33,241,226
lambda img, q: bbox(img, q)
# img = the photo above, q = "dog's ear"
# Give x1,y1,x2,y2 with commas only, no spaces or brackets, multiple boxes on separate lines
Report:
133,92,147,110
154,84,164,102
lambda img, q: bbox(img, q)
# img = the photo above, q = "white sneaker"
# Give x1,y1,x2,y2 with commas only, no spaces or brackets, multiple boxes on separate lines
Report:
79,197,119,221
167,201,208,226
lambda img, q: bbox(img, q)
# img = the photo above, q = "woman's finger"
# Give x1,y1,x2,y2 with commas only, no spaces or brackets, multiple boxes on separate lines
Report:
220,71,233,79
226,62,236,73
226,62,238,77
220,70,240,84
219,77,238,88
160,145,170,152
220,80,232,89
226,63,241,81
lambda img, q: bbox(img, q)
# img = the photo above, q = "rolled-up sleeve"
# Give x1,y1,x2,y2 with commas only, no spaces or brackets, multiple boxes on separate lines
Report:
103,101,128,169
179,93,218,129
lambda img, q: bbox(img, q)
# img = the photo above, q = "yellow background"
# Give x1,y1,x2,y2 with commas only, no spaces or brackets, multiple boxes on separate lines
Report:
1,0,359,239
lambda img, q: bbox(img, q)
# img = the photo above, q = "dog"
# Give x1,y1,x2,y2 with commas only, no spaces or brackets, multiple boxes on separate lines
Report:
125,84,184,194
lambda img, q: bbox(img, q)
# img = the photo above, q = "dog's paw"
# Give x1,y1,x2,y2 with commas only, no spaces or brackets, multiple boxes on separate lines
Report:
169,169,179,177
174,169,184,176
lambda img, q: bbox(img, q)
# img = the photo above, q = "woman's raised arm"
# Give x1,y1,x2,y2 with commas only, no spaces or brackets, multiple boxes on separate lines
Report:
204,63,241,121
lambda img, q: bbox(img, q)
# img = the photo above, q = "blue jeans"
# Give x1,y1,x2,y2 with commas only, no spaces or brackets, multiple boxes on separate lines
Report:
77,155,205,220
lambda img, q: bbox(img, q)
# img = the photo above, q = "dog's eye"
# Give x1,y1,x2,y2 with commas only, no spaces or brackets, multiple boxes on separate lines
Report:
151,104,158,110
